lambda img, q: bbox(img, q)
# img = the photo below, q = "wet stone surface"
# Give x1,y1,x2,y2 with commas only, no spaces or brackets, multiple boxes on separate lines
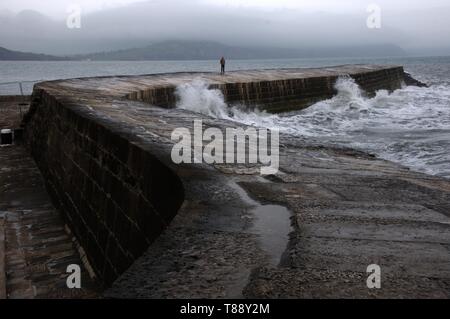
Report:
0,145,99,298
0,101,98,298
10,67,450,298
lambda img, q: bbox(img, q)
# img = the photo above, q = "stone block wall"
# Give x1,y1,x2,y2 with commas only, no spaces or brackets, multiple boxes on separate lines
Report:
20,66,407,288
218,67,405,112
0,95,31,102
22,90,185,287
127,86,177,109
126,67,405,113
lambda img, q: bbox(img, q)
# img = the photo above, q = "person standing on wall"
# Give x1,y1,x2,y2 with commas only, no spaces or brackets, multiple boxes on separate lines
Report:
220,57,226,75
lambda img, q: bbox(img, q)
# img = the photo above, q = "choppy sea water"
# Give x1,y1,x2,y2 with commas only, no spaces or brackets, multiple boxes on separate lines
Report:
1,56,449,178
174,57,450,179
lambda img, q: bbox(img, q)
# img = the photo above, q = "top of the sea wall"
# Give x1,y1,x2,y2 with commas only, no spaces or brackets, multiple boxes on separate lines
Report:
34,64,401,99
23,64,407,286
22,65,450,298
33,64,406,113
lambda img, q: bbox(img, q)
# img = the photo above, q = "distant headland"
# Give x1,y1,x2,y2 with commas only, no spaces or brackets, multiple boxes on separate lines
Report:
0,40,407,61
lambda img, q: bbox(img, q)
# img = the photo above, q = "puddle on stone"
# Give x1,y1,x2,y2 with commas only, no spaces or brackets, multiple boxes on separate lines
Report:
229,180,293,266
249,204,292,266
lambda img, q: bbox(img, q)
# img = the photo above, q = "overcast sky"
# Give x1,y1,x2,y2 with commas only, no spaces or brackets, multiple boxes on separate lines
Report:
1,0,449,56
1,0,450,17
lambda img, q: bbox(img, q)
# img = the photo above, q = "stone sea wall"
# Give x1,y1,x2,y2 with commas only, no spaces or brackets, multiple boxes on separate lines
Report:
21,65,414,287
22,89,185,286
127,66,405,113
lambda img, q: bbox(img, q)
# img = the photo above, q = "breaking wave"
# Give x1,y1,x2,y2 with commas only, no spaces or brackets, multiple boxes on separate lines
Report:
175,79,270,122
175,77,450,178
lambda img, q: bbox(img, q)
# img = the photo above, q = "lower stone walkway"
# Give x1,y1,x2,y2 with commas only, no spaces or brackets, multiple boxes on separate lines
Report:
0,145,98,298
0,99,98,299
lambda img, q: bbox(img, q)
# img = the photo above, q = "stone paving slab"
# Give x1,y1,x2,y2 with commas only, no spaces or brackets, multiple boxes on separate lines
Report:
243,267,450,299
0,144,99,299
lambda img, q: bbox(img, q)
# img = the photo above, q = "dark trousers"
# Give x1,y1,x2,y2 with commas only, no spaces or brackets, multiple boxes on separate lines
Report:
221,64,225,74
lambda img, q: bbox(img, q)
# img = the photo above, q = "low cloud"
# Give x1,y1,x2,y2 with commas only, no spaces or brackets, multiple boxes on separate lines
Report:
0,0,449,56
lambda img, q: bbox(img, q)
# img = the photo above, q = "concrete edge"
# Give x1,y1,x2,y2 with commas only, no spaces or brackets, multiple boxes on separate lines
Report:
0,212,6,299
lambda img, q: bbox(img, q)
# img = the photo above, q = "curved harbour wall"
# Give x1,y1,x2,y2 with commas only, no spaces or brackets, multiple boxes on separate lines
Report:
126,66,406,112
23,89,185,286
22,65,416,286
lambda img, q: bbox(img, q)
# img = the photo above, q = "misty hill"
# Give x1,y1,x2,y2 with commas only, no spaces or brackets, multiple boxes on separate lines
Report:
1,3,450,56
79,41,407,61
0,40,406,61
0,46,66,61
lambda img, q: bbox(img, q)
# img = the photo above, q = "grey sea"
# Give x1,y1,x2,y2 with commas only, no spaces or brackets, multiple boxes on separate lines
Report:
1,56,449,178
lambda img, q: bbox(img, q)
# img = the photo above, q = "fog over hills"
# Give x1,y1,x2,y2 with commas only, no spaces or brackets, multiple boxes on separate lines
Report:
0,46,66,60
78,40,406,61
0,0,449,57
0,40,406,61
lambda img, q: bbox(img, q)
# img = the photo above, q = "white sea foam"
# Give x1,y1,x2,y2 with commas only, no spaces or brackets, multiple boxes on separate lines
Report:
175,79,230,118
175,77,450,178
